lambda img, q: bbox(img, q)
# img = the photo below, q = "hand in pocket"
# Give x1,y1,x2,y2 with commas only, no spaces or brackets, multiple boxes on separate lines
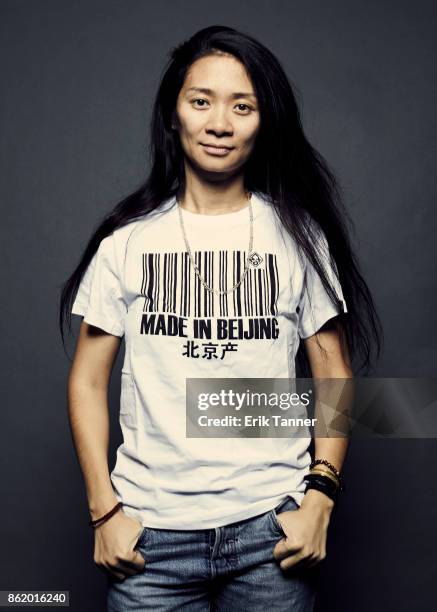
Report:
93,510,146,581
273,494,333,571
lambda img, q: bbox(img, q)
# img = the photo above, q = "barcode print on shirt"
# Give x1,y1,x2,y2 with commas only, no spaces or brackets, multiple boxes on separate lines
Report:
141,251,279,317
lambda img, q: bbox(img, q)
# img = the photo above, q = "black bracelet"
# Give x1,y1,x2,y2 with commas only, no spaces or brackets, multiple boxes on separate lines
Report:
89,501,123,528
303,473,339,503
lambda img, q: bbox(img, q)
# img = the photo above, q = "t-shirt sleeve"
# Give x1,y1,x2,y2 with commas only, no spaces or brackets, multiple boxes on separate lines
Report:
297,228,348,339
71,233,127,337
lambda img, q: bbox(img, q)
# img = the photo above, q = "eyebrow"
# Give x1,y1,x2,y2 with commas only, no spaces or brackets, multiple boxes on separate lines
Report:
185,87,257,100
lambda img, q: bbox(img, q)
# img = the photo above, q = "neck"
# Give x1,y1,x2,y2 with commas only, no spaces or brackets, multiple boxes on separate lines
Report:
178,173,250,216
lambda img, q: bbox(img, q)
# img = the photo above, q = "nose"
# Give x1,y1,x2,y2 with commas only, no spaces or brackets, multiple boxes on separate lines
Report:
205,105,233,136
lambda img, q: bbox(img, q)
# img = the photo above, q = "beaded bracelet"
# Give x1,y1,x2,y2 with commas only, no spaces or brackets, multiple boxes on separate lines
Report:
310,459,340,478
89,501,123,528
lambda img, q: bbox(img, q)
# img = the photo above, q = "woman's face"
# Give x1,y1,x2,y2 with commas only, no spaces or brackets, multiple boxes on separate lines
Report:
174,53,260,177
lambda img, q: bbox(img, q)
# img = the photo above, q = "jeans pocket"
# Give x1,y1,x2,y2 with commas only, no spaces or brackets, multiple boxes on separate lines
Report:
269,496,299,535
269,508,284,535
135,527,149,550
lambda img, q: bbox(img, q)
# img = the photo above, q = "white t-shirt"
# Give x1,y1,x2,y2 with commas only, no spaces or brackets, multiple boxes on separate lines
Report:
71,191,347,529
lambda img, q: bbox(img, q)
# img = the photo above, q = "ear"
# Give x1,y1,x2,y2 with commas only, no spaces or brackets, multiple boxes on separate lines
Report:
171,112,178,130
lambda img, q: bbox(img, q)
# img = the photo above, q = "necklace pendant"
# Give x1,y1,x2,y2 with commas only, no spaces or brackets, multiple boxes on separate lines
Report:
178,195,256,293
248,251,263,267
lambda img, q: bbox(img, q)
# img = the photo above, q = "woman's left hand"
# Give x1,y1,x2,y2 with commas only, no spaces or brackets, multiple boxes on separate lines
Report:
273,489,335,570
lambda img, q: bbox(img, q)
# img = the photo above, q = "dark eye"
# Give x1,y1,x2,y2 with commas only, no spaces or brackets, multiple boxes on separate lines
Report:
192,98,209,107
235,103,254,114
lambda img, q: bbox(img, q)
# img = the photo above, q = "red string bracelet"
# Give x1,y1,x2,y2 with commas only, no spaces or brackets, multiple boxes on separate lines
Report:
89,501,123,528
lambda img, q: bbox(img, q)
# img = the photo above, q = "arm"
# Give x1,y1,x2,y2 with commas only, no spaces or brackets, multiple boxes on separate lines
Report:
274,318,353,569
300,317,353,514
68,321,145,580
67,321,122,520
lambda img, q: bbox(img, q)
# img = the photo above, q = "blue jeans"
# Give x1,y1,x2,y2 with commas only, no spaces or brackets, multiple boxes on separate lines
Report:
107,496,318,611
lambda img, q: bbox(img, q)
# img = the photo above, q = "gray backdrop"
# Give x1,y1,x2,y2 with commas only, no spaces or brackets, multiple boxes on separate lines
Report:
1,0,436,610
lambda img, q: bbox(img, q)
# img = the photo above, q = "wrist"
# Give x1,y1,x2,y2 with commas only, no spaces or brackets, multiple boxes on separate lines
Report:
301,488,335,512
88,495,119,522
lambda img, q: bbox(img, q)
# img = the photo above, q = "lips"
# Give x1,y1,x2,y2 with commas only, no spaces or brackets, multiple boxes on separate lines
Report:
202,143,233,150
201,143,234,155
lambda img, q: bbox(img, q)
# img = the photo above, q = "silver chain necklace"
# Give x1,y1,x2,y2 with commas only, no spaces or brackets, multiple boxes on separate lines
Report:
177,192,255,296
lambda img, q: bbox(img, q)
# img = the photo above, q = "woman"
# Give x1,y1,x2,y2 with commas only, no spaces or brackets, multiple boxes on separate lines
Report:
60,25,382,611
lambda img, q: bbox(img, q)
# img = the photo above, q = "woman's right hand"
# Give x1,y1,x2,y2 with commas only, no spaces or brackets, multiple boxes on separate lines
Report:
93,510,146,581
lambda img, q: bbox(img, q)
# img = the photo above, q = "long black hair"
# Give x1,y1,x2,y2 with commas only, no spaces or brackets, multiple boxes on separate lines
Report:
59,24,383,374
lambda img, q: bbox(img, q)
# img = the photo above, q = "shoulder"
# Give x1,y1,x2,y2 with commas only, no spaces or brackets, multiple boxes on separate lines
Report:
110,196,177,251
